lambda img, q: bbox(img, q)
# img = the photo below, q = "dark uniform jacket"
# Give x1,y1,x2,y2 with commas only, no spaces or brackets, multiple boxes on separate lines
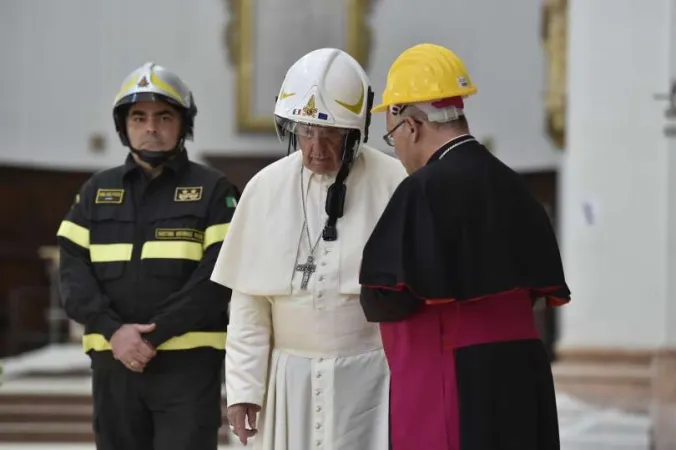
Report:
57,151,238,367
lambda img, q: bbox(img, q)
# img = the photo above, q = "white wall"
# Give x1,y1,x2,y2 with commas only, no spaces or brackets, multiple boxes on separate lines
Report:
0,0,560,172
559,0,673,348
665,0,676,349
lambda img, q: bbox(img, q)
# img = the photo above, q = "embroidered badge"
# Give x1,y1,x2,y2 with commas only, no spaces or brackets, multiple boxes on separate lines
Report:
174,186,203,202
95,189,125,204
155,228,204,243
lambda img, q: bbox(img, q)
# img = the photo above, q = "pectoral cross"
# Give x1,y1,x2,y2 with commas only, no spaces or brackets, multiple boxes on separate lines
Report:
295,255,317,290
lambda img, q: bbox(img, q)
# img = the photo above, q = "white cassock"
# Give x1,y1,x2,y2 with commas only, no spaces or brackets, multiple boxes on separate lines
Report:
211,145,406,450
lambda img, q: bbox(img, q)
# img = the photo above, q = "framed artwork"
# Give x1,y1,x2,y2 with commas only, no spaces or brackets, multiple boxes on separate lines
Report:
541,0,567,149
224,0,374,133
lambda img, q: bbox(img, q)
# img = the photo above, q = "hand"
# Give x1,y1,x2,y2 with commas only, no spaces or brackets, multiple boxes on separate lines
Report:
110,324,157,372
226,403,260,445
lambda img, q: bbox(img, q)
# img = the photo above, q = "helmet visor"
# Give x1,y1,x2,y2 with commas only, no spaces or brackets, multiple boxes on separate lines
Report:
115,92,184,110
275,116,350,143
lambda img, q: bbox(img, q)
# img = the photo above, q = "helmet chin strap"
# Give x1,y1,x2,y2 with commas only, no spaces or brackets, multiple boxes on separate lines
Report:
322,131,359,241
129,138,185,169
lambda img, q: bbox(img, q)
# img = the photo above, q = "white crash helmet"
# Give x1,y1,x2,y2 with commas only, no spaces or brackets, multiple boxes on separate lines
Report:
112,62,197,147
274,48,374,156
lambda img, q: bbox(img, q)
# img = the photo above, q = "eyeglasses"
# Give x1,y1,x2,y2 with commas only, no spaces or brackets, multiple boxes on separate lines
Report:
382,120,406,147
294,124,347,142
382,116,424,147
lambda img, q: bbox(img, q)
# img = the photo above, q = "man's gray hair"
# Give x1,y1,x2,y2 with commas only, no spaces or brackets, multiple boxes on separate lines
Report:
391,102,464,124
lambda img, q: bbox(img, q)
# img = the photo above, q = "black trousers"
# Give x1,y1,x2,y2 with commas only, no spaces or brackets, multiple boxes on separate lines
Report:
91,352,223,450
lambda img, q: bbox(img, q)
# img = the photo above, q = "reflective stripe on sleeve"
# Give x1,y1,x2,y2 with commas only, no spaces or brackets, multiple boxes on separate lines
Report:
56,220,90,249
203,223,230,249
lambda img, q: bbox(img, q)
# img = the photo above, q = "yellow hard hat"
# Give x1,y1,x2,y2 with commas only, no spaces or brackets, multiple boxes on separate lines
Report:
372,43,477,113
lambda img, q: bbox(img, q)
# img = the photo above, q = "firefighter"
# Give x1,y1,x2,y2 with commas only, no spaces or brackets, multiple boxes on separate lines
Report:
57,62,237,450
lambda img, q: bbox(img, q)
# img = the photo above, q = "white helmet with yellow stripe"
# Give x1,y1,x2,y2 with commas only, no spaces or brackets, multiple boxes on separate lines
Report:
112,62,197,147
274,48,374,155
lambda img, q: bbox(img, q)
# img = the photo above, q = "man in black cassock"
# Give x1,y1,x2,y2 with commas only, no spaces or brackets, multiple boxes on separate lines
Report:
359,43,572,450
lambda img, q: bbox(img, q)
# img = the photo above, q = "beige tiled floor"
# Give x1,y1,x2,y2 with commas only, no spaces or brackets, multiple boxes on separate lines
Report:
0,446,243,449
0,345,653,450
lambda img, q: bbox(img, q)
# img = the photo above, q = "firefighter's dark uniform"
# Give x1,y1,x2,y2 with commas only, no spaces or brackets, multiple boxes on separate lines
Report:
57,150,237,450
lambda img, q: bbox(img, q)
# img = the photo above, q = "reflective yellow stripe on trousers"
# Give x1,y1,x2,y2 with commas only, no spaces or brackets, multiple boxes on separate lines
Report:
83,331,227,352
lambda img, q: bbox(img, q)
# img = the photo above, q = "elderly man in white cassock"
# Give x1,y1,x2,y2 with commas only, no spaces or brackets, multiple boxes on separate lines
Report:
210,48,406,450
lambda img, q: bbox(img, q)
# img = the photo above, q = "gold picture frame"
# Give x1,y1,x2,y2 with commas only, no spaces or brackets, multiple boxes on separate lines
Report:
224,0,374,134
541,0,567,149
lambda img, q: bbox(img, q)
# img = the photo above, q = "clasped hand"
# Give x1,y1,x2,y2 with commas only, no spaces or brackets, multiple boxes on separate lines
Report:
110,323,157,373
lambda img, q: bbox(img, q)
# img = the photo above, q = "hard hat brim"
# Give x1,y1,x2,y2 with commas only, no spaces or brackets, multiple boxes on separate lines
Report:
370,103,389,114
